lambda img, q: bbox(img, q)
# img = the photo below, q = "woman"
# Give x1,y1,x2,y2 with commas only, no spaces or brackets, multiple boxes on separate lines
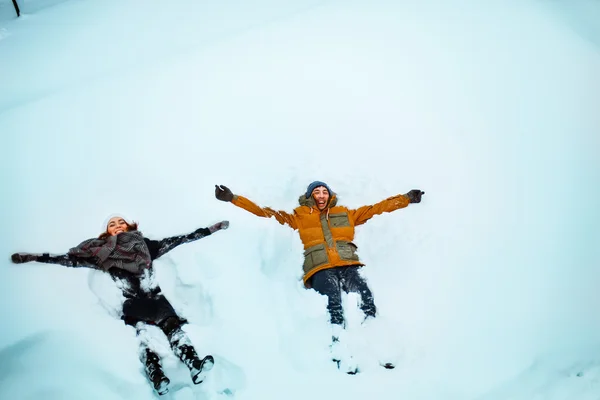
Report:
11,215,229,395
215,181,423,372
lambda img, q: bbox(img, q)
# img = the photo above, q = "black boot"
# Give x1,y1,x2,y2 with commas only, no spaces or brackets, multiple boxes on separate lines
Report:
168,327,214,384
381,362,395,369
330,326,359,375
141,348,170,395
178,344,215,384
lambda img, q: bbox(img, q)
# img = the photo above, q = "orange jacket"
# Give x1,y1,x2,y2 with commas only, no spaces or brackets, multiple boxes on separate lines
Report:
231,192,410,285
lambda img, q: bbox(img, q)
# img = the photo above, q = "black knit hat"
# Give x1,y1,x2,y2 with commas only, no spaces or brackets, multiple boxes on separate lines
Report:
305,181,334,199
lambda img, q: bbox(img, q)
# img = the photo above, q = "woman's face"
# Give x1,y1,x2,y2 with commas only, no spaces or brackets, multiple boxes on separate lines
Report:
106,217,129,236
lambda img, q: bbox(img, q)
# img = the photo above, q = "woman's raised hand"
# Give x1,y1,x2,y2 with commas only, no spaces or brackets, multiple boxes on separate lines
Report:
11,253,38,264
208,220,230,234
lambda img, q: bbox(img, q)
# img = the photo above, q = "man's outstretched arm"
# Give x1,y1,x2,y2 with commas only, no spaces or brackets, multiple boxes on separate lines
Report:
351,189,424,226
215,184,298,229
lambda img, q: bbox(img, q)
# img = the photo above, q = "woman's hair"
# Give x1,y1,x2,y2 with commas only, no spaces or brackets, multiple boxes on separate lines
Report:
98,220,139,240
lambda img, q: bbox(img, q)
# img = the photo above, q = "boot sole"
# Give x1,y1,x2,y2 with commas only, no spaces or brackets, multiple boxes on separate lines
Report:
192,355,215,384
156,377,170,396
333,358,359,375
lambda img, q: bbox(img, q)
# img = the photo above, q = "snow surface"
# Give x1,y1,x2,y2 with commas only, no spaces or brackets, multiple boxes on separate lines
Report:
1,0,599,399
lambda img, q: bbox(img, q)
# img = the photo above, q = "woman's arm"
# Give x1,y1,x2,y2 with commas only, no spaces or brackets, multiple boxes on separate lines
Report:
11,252,99,268
146,220,229,259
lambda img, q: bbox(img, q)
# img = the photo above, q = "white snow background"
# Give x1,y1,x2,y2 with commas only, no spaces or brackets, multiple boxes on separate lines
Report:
1,0,599,399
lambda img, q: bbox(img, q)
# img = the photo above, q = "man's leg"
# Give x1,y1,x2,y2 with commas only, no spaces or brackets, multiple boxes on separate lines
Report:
159,316,214,384
311,268,358,373
341,266,377,320
310,268,344,326
341,267,398,368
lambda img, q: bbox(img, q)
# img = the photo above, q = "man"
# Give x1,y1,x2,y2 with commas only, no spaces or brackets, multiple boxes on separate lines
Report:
215,181,423,371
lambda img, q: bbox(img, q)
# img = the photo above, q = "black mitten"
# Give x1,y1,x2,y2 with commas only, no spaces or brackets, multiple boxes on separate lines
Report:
405,190,425,204
215,185,234,202
11,253,39,264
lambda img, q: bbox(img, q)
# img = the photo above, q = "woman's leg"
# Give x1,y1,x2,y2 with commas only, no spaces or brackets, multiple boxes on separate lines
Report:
159,316,214,384
134,322,170,395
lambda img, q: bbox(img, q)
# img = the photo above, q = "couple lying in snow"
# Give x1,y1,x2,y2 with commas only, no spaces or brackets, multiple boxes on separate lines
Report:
11,181,424,395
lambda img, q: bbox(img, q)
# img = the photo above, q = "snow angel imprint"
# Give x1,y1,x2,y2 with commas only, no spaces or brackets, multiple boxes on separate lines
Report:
215,181,424,371
11,215,230,396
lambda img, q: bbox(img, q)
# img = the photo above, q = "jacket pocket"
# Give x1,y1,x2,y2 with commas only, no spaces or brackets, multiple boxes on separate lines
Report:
303,243,328,274
329,213,351,228
336,241,359,262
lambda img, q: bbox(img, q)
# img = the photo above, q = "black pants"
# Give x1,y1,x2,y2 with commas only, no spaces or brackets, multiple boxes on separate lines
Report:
310,266,376,326
122,294,191,356
122,294,183,328
128,300,203,386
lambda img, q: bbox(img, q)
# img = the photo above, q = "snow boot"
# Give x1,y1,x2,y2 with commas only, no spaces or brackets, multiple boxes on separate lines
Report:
380,362,395,369
169,328,214,384
174,343,214,384
360,316,400,370
142,349,170,396
190,354,215,384
330,327,359,375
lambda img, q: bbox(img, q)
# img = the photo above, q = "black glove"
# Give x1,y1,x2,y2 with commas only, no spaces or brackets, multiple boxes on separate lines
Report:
215,185,234,202
11,253,39,264
405,190,425,204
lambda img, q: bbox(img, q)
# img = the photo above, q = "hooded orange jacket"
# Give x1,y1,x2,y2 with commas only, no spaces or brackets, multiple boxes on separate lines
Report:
231,192,410,285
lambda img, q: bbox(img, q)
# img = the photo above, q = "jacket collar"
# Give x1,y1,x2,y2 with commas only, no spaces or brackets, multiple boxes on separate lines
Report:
298,193,338,211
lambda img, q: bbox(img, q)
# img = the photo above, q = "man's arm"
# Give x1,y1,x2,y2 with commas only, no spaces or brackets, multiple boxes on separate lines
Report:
216,185,298,229
350,190,424,226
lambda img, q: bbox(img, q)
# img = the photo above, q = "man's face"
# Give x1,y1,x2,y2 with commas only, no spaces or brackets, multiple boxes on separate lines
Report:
311,187,330,210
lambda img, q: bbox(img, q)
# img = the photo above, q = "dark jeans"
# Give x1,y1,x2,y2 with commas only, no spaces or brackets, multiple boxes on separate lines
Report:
310,266,376,326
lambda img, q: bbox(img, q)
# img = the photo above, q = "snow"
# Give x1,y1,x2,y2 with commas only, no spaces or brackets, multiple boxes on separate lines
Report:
1,0,599,399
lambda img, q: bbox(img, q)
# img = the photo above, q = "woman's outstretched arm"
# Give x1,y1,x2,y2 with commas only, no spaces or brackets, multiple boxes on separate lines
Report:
11,252,99,268
145,220,229,260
